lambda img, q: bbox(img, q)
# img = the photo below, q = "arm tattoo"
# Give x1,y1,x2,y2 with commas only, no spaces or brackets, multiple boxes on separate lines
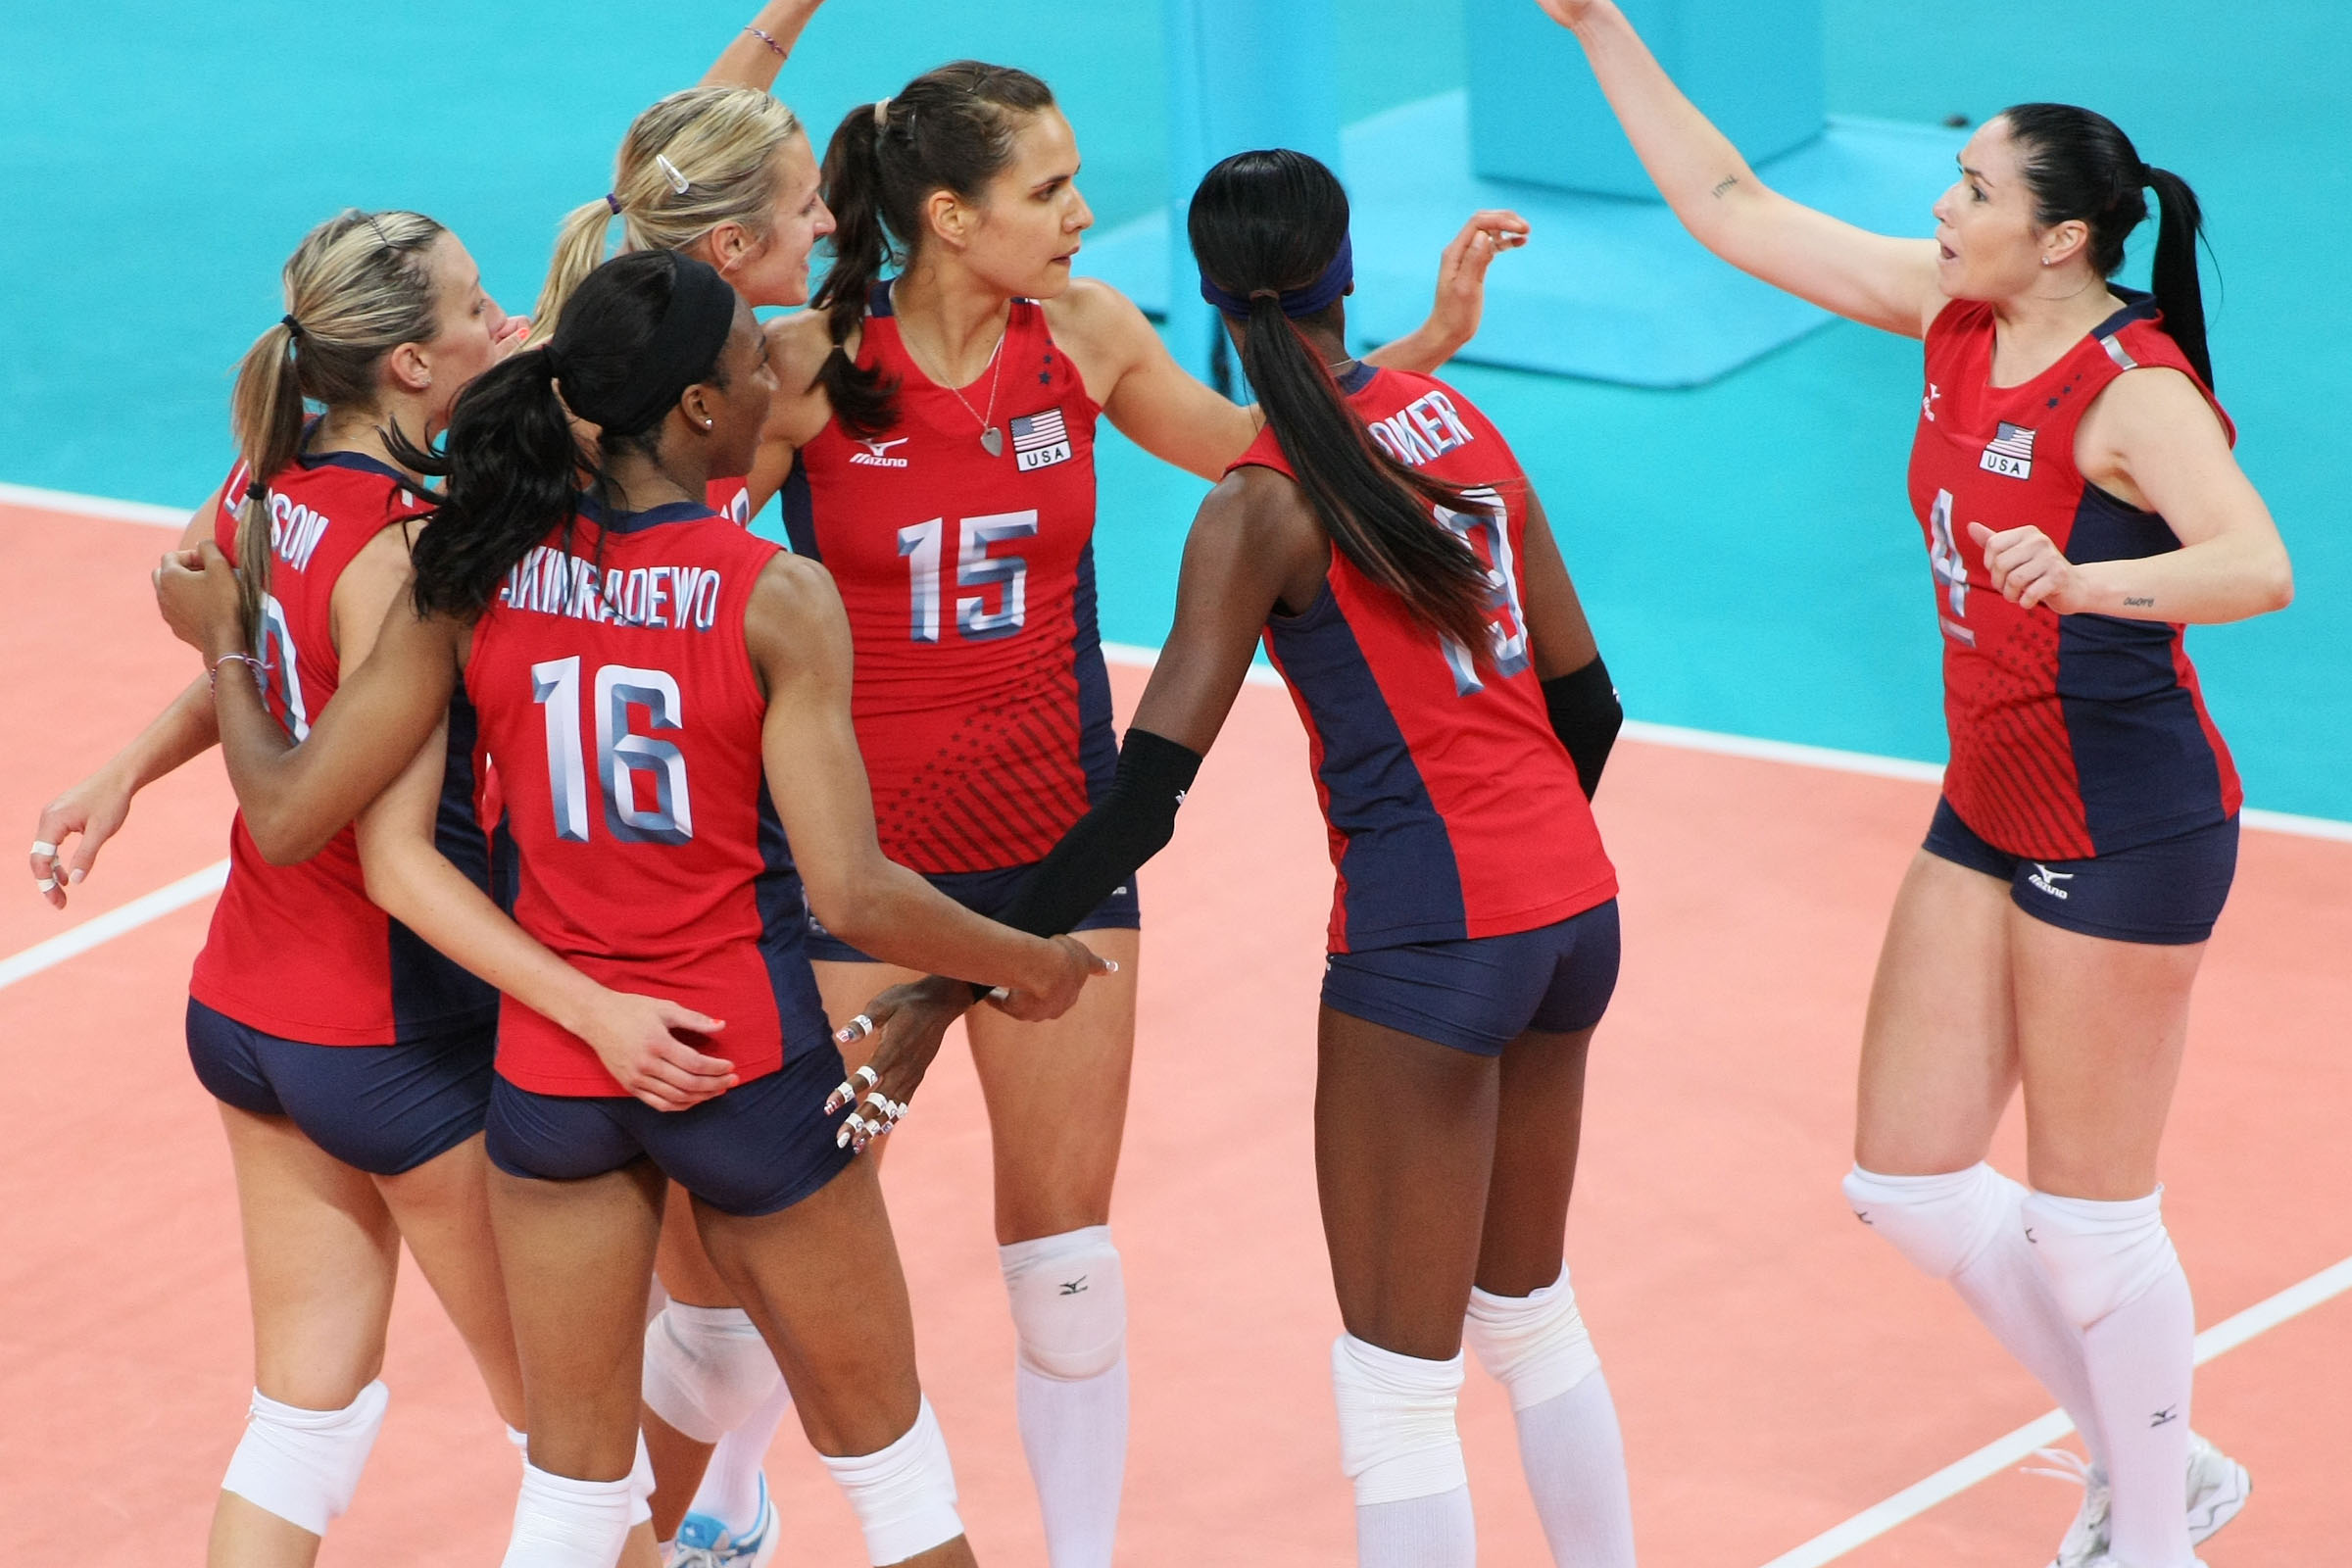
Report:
2123,596,2156,608
1709,174,1740,199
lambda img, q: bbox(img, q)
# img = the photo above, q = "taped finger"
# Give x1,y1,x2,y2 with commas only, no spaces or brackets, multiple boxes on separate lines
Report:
35,876,59,893
29,840,59,860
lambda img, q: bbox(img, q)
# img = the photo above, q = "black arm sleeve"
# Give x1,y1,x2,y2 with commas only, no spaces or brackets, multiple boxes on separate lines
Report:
1543,655,1623,800
993,727,1204,941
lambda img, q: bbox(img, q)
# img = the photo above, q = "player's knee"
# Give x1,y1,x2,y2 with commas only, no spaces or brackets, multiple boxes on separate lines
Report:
1330,1335,1468,1506
220,1380,390,1536
504,1462,637,1566
1464,1266,1601,1411
2020,1188,2179,1329
817,1396,965,1567
641,1302,782,1444
1001,1225,1126,1382
1842,1162,2017,1281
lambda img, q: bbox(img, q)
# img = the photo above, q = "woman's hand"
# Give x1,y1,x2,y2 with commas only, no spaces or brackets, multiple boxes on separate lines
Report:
28,765,134,909
577,993,737,1111
995,935,1114,1024
1971,521,2087,613
154,541,248,660
493,315,534,358
1532,0,1603,26
1424,209,1530,349
825,975,972,1152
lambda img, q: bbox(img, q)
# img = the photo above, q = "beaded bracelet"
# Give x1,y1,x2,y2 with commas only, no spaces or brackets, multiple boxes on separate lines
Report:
744,24,786,57
209,652,267,693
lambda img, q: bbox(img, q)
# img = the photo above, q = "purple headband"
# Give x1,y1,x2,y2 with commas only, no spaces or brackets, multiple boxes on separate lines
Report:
1200,235,1353,320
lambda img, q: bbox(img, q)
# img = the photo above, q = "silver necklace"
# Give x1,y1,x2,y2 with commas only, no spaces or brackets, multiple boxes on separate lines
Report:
899,285,1010,456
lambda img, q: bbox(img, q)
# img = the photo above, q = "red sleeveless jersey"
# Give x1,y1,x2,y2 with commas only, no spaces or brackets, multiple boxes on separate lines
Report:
782,286,1117,873
190,453,499,1044
466,496,826,1096
705,477,753,528
1910,292,2241,859
1231,366,1617,953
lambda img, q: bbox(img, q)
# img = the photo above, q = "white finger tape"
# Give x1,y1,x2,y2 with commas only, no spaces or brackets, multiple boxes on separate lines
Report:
855,1063,879,1086
29,841,58,859
35,876,59,893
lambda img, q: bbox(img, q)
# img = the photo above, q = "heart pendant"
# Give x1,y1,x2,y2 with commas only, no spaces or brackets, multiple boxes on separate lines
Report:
981,426,1004,458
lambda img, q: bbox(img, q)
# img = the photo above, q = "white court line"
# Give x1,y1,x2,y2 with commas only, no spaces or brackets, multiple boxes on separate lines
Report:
0,861,228,994
0,480,191,529
1755,1251,2352,1568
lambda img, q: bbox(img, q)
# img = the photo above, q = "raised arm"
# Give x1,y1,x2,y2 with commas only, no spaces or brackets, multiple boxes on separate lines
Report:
1974,370,2293,623
355,720,738,1110
700,0,827,91
744,553,1104,1005
1534,0,1943,337
154,537,463,863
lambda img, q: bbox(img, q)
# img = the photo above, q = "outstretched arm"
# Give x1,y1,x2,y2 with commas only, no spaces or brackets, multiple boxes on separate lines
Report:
1533,0,1942,337
701,0,827,91
154,539,463,863
356,722,738,1110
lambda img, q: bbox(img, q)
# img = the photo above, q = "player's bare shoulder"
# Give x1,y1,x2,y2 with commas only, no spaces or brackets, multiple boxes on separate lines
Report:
760,309,845,445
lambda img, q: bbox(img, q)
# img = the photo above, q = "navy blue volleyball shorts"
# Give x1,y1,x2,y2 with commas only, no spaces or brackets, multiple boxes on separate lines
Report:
1922,797,2238,946
1321,899,1623,1056
186,997,495,1176
803,860,1140,964
483,1040,856,1217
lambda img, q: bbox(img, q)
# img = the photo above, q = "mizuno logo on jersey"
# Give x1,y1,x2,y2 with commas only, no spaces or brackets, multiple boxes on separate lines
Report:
1981,421,2036,479
851,437,911,469
1009,409,1073,471
1367,390,1474,467
2028,863,2075,900
1922,382,1941,422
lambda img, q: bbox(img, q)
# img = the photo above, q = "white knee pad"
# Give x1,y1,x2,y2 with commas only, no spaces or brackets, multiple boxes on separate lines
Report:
2021,1188,2180,1329
1842,1162,2018,1281
1464,1266,1602,1412
642,1302,784,1444
818,1396,964,1566
1330,1335,1468,1507
627,1429,654,1528
220,1380,389,1536
503,1461,636,1568
1000,1225,1127,1382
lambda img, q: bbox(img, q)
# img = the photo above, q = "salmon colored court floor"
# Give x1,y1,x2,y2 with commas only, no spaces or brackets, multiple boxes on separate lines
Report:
3,498,2347,1567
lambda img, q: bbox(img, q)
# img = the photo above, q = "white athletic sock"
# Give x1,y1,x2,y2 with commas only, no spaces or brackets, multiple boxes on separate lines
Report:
1845,1164,2113,1472
1333,1336,1476,1568
1463,1271,1636,1568
1357,1490,1479,1568
502,1462,636,1568
1002,1226,1129,1568
2025,1190,2196,1568
691,1375,793,1532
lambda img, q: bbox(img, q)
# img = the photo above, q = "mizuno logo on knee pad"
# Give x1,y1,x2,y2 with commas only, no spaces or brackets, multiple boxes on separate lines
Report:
1058,1276,1089,1295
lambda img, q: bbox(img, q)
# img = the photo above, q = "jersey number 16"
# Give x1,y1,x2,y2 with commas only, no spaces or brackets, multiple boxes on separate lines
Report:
531,656,695,847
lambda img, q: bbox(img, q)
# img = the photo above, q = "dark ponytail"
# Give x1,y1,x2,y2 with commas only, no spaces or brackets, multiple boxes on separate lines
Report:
2001,103,2215,387
813,62,1057,437
1189,150,1493,658
405,250,736,618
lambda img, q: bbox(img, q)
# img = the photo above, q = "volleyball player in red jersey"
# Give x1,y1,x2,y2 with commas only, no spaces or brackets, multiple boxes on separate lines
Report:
716,63,1525,1566
1538,5,2292,1564
852,147,1639,1568
157,251,1104,1568
27,210,543,1567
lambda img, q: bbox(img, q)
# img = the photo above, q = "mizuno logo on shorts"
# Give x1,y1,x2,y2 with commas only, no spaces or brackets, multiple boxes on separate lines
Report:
2029,864,2075,900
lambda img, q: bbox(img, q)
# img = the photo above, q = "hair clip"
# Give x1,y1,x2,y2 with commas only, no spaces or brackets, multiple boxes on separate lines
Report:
872,97,892,132
656,154,691,194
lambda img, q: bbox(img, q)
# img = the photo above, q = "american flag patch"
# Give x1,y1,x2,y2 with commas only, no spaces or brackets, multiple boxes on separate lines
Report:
1009,409,1073,471
1980,421,2035,478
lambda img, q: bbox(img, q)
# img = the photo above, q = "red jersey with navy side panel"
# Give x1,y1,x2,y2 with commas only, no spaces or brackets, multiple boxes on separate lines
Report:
1910,291,2241,859
190,453,499,1045
465,496,826,1096
782,285,1117,873
1232,365,1618,954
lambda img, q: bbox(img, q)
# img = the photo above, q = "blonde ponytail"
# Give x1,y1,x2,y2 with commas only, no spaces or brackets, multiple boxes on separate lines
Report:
532,85,803,339
228,208,445,646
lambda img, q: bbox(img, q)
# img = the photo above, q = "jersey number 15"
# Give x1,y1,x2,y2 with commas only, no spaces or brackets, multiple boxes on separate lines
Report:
898,510,1040,644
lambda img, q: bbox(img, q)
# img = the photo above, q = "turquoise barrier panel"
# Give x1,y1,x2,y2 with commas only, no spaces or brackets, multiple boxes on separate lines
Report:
1465,0,1823,198
1161,0,1344,385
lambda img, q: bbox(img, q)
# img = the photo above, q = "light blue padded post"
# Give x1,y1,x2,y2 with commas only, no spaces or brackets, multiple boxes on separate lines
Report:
1465,0,1824,199
1161,0,1344,387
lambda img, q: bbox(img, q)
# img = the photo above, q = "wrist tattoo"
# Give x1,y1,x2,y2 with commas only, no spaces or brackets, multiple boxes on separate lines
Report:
2123,596,2156,608
1710,175,1740,199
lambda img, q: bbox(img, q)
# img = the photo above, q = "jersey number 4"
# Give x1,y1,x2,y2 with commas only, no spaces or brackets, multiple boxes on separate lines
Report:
898,510,1040,644
531,656,694,846
1437,489,1533,697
